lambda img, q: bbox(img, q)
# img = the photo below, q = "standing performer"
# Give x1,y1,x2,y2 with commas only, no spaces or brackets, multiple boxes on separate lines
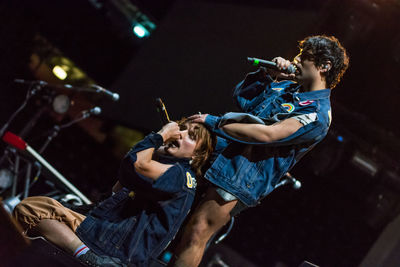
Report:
13,119,215,267
171,35,349,267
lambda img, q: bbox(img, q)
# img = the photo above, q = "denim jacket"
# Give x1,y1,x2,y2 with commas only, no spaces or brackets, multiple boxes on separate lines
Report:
76,133,196,266
204,69,332,207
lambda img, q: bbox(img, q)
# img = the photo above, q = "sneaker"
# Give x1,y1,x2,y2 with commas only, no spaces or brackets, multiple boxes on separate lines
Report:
78,250,125,267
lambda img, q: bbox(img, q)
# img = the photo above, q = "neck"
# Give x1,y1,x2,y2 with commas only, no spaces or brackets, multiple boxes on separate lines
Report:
302,77,327,92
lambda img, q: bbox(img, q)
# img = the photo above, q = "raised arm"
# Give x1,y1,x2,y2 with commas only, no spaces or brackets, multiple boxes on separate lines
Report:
134,122,181,180
190,114,303,143
220,118,303,143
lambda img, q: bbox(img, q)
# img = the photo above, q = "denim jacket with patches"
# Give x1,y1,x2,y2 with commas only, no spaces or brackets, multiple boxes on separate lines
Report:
76,133,196,267
204,69,332,207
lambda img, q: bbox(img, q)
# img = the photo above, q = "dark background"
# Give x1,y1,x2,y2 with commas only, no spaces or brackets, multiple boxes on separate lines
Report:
1,0,400,266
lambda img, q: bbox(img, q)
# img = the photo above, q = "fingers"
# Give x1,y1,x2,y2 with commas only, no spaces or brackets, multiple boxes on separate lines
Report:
187,114,200,120
272,57,292,71
188,114,208,123
158,121,180,142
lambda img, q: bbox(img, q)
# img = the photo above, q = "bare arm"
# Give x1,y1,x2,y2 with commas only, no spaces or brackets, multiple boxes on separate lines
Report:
221,118,303,143
134,122,181,180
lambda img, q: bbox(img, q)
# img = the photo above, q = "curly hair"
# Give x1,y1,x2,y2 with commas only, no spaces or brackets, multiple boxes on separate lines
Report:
299,35,349,88
176,118,216,177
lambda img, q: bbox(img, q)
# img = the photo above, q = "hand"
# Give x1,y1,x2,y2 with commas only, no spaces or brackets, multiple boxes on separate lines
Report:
269,57,296,80
188,113,208,123
157,122,181,142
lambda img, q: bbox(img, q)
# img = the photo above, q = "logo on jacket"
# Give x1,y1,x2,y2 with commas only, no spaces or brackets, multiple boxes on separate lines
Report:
186,172,196,189
281,103,295,113
299,100,315,106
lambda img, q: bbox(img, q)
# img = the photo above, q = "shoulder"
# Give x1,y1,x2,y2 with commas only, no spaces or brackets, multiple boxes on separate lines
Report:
270,80,296,92
162,163,197,191
291,98,331,129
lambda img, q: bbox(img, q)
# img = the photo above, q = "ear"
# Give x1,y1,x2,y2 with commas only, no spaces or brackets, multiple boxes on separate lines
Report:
320,61,332,73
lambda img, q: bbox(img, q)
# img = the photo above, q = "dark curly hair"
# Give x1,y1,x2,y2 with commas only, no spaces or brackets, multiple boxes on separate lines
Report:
299,35,349,89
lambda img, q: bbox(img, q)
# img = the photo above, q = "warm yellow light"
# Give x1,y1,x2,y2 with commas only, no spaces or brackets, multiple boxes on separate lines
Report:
52,65,67,80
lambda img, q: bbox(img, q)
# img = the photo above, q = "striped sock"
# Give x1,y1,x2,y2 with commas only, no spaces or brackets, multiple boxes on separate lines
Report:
73,244,90,258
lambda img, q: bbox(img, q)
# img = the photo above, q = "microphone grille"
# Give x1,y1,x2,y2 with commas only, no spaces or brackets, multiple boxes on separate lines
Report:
91,107,102,115
288,65,297,74
293,180,302,190
112,93,120,101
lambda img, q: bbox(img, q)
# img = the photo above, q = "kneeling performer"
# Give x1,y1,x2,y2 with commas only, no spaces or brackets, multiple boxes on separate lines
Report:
13,119,215,266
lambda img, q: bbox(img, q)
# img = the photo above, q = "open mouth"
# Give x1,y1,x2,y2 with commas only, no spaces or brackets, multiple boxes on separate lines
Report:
167,140,180,149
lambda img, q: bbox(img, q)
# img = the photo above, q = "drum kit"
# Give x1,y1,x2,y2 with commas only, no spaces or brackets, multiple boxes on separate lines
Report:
0,79,119,213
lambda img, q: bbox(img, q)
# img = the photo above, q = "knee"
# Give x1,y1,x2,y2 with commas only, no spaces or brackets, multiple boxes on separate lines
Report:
13,198,30,218
13,196,51,230
13,198,34,225
13,202,29,230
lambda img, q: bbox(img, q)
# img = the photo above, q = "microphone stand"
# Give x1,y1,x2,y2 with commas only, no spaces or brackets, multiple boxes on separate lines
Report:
23,110,99,199
39,111,93,154
0,81,45,139
0,82,48,198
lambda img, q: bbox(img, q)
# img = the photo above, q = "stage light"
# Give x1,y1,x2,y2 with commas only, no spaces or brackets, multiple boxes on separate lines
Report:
337,135,344,142
133,24,149,38
52,65,67,80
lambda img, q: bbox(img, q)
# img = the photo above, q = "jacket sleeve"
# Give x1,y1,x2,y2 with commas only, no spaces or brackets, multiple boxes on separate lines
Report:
233,68,274,111
118,133,165,191
205,112,327,147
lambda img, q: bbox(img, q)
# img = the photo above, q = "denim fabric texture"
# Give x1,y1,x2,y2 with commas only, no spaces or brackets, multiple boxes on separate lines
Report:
76,133,196,267
204,69,332,207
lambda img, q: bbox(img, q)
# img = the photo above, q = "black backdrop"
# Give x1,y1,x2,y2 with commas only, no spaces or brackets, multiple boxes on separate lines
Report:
105,0,319,130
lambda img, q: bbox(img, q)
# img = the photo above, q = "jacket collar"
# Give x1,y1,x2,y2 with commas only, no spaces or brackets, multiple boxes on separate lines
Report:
295,86,331,101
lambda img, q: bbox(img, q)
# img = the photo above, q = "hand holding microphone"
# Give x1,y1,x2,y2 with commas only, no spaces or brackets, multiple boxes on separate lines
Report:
158,122,181,143
247,56,298,80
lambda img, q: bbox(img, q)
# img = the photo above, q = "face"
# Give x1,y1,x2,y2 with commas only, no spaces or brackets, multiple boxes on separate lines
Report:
164,122,200,159
293,49,323,86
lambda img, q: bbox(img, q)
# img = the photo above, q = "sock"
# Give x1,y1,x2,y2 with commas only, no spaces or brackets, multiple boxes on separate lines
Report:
73,244,90,258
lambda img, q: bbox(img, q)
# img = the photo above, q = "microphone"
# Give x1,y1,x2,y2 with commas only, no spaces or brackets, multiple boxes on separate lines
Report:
284,173,302,190
91,85,120,102
155,98,170,125
83,106,102,116
247,57,297,74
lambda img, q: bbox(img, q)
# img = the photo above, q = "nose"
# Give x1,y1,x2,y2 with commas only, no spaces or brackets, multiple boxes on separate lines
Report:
179,130,188,139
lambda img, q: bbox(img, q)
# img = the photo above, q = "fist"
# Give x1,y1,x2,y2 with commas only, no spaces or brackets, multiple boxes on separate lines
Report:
269,57,296,80
158,122,181,142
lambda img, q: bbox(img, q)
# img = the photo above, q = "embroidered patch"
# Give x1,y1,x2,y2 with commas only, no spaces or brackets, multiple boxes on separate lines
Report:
299,100,315,106
272,87,284,91
186,172,196,189
281,103,295,113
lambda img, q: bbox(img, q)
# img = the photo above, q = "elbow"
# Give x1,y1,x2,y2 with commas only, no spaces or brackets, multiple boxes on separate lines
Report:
255,133,274,143
134,160,150,173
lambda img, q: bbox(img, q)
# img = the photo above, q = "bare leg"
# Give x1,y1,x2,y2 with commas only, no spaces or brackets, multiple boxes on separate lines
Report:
33,219,84,254
172,187,237,267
